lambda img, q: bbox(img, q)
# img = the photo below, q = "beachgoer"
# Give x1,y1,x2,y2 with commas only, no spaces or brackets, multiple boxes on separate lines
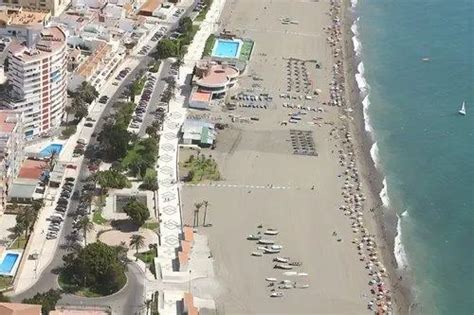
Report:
332,231,337,236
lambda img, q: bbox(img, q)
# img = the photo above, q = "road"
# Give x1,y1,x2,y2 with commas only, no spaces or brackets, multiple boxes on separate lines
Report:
11,2,198,312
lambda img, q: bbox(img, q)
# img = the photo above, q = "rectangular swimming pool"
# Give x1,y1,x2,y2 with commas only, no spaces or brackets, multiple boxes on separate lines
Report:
39,143,63,158
0,252,20,276
212,39,241,58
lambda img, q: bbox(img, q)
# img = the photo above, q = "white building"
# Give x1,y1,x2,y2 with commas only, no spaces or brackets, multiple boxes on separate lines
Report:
0,110,24,214
4,26,67,137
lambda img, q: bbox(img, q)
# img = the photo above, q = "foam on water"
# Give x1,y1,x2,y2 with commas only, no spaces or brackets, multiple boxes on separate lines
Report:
351,0,358,8
394,213,409,269
379,178,390,207
370,142,380,167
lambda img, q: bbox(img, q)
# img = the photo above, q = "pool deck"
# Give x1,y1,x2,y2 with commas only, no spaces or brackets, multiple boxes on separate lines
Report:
24,140,66,159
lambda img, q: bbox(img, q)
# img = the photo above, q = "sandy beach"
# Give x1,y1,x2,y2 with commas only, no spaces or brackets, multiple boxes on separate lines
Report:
180,0,409,313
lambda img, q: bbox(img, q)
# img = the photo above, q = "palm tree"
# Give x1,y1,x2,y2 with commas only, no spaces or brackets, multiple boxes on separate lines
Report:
202,200,209,227
193,202,202,227
77,217,93,246
130,234,146,260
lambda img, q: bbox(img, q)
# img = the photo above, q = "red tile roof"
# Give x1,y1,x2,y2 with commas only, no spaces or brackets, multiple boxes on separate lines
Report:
18,160,47,180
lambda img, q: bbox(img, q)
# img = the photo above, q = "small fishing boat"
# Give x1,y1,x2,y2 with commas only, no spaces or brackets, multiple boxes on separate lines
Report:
264,229,279,236
459,101,466,115
297,272,309,277
274,263,293,270
258,239,275,245
270,292,284,298
274,257,290,263
279,284,294,289
251,251,263,257
271,245,283,250
296,284,310,289
280,280,292,284
289,261,302,266
265,277,278,282
283,271,297,276
247,234,261,241
264,248,281,254
421,57,430,62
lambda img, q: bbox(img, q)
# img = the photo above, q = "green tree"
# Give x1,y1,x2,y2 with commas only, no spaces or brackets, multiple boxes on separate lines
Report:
139,168,158,191
22,289,62,315
95,170,132,190
98,123,131,160
145,125,158,138
76,216,93,246
130,234,145,260
178,17,193,34
155,39,177,59
123,197,150,226
15,206,38,240
62,242,126,295
76,81,99,103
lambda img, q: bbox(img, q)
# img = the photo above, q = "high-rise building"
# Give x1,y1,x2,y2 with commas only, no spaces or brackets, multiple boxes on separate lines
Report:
5,26,67,137
0,110,24,214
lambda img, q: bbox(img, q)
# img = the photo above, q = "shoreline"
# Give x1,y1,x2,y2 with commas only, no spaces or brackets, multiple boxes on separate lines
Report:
341,0,414,313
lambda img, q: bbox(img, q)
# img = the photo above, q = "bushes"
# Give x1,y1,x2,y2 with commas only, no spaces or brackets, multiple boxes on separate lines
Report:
123,197,150,226
202,34,216,57
183,154,221,183
61,125,77,138
95,170,132,189
149,60,161,73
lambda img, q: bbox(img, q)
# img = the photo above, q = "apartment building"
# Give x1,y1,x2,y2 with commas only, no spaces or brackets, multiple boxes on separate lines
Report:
1,0,70,16
0,110,24,214
5,26,67,137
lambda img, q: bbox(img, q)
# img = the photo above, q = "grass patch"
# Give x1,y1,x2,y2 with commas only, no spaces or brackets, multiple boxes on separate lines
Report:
9,235,27,249
61,125,77,139
202,34,216,57
0,276,13,290
135,248,157,264
239,39,254,61
182,154,221,183
142,222,159,231
92,209,107,225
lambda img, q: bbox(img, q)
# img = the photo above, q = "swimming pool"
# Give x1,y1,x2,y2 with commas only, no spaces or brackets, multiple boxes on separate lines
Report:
0,252,21,276
212,39,242,58
39,143,63,158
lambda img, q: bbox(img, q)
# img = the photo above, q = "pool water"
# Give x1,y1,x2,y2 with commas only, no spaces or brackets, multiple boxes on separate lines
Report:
0,253,19,275
39,143,63,158
212,40,240,58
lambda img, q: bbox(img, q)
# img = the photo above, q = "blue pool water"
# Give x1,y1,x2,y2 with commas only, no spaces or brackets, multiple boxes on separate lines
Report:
0,253,19,275
39,143,63,158
212,40,240,58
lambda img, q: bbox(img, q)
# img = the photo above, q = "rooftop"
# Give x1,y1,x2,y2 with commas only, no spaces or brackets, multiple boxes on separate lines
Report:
0,110,20,133
8,26,66,61
8,181,37,199
190,90,212,103
0,8,49,26
18,159,47,180
138,0,162,14
0,302,42,315
76,42,111,78
196,61,239,87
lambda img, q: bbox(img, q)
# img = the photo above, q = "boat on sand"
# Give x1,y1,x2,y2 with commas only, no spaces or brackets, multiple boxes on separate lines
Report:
251,251,263,257
274,263,293,270
264,229,279,235
265,277,278,282
274,257,290,263
270,292,284,297
258,239,275,245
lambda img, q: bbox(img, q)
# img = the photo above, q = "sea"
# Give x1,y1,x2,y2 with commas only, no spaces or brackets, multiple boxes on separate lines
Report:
350,0,474,314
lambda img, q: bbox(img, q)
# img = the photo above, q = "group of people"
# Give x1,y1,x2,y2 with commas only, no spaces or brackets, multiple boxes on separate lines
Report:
325,0,393,313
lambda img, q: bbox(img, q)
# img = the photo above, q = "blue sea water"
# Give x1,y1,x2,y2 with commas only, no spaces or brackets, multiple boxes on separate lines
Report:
353,0,474,314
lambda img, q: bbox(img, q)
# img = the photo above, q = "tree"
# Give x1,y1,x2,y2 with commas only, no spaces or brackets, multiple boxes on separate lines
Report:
202,200,210,226
77,216,93,246
193,202,202,227
62,242,126,295
155,39,177,59
178,17,193,34
76,81,99,104
123,197,150,226
97,123,131,161
95,170,132,190
71,96,88,121
145,125,158,138
22,289,62,315
65,105,75,123
15,206,38,240
139,168,158,191
130,234,145,260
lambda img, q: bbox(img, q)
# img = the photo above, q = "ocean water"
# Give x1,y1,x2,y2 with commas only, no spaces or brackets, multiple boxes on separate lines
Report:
351,0,474,314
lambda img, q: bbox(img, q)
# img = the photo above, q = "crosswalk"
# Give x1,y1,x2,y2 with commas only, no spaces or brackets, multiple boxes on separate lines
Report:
183,183,295,190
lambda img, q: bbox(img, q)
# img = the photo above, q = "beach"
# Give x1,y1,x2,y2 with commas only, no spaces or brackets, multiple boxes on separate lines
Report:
180,0,409,313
